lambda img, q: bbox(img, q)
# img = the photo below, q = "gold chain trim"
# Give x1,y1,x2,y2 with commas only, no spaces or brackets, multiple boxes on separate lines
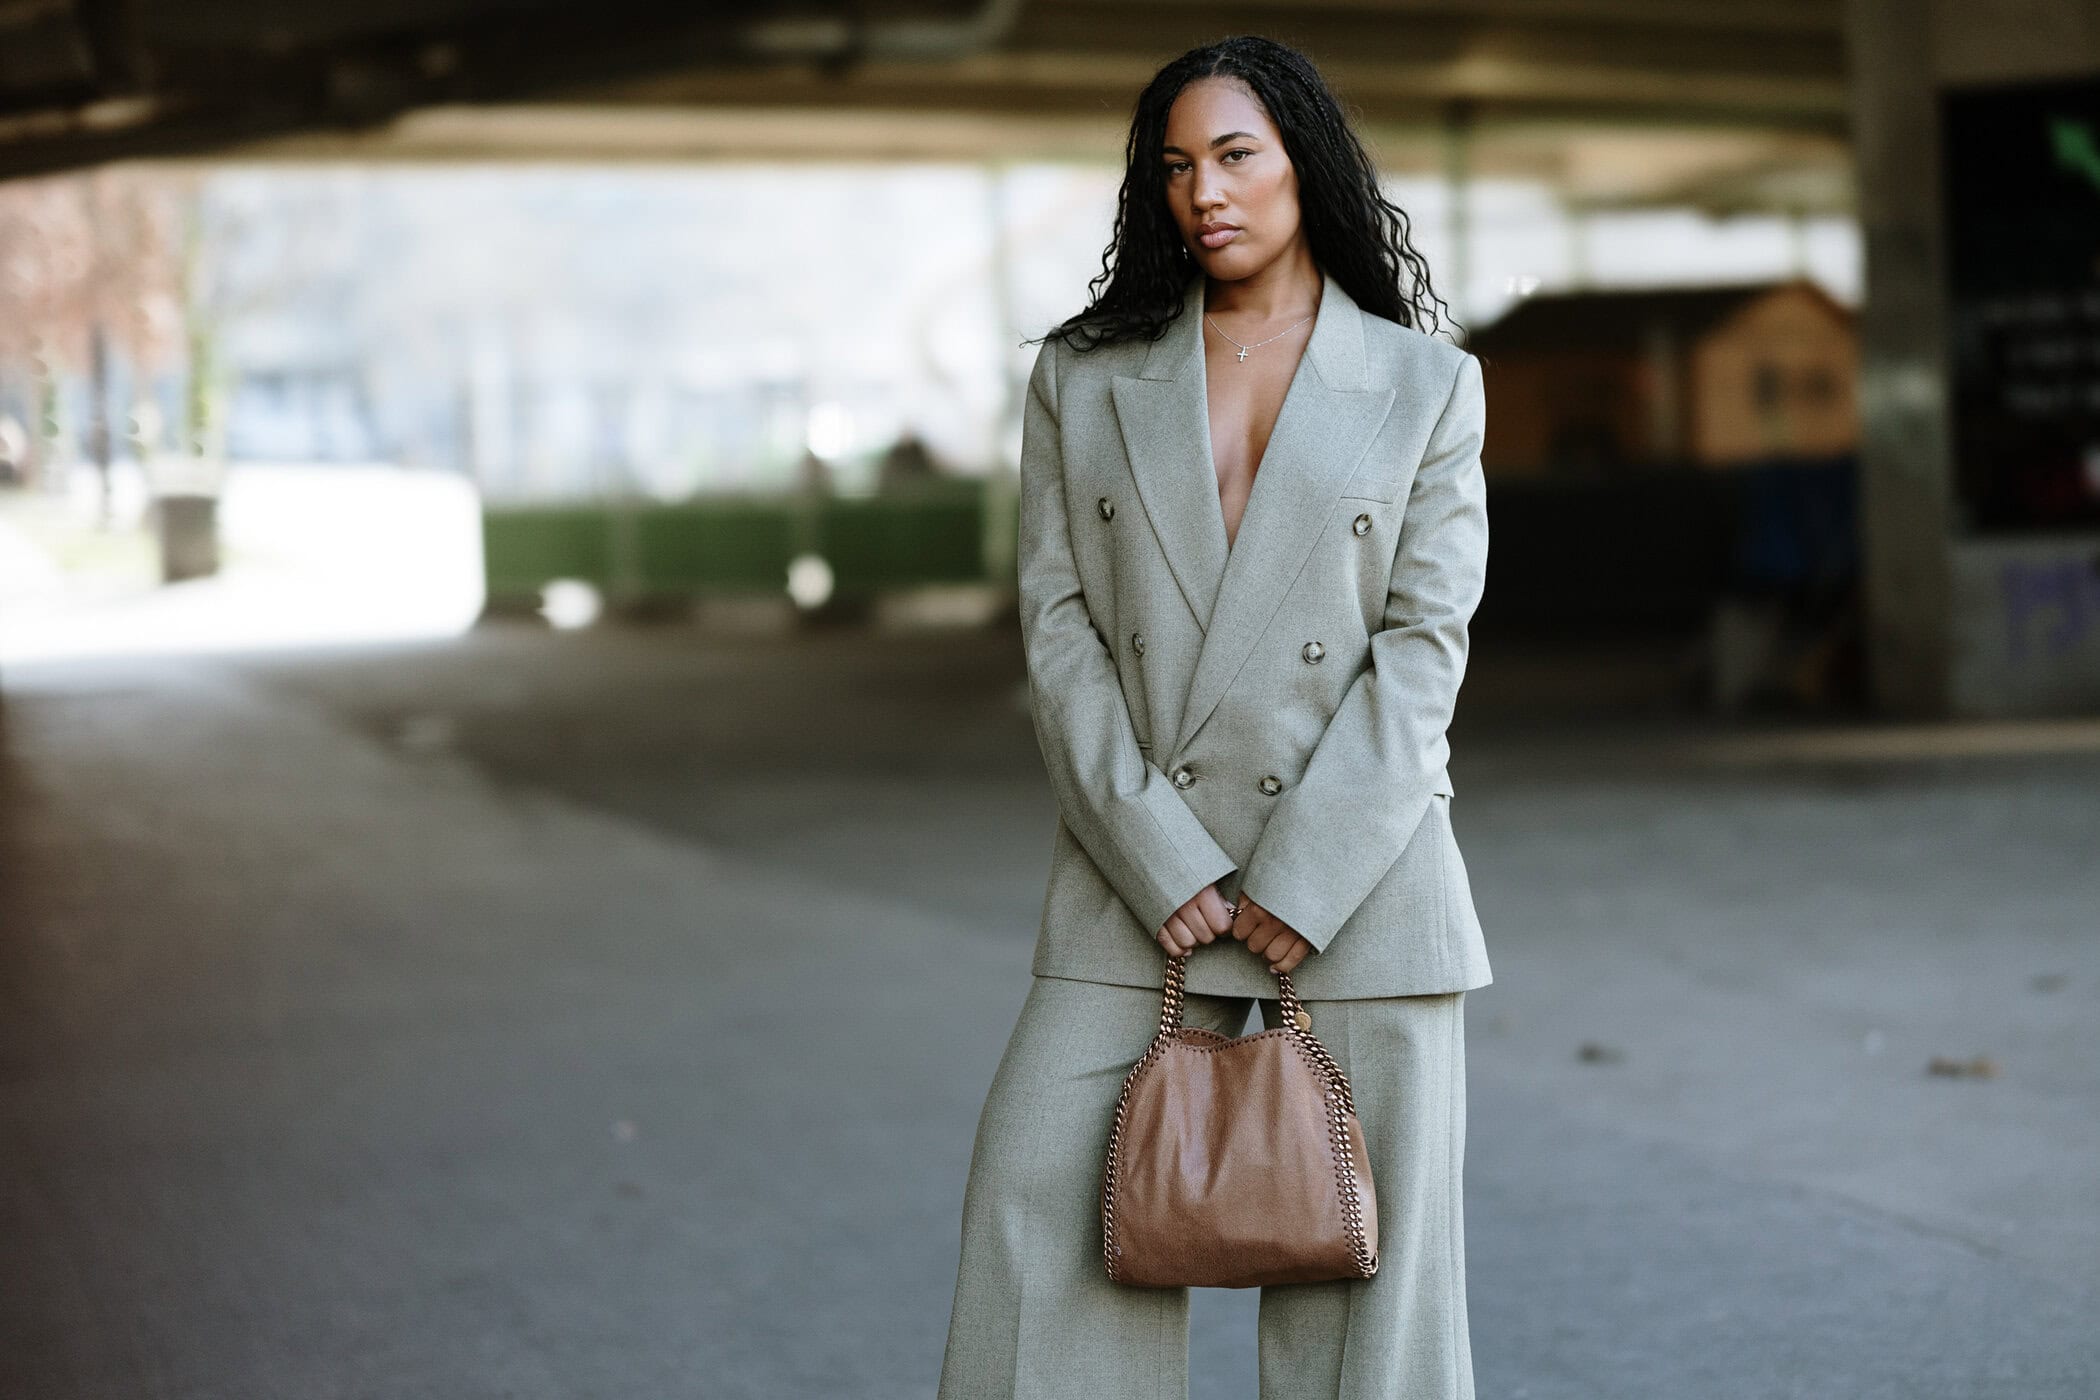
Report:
1277,981,1380,1279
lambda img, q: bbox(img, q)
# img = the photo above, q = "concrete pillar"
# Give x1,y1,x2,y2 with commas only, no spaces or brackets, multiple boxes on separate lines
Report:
1843,0,2100,716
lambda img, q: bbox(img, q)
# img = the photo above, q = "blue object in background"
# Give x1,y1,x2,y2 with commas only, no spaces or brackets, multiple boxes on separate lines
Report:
1729,455,1860,601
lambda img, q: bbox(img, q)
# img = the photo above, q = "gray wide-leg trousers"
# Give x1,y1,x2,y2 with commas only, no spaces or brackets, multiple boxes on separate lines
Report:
937,973,1474,1400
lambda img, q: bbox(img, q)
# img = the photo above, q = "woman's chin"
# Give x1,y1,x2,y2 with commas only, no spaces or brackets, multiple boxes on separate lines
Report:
1194,246,1258,277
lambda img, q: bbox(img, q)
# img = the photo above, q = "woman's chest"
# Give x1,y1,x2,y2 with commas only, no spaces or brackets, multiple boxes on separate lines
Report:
1203,339,1307,547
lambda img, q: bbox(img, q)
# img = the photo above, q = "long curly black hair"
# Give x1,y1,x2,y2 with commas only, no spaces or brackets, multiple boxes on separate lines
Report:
1032,35,1458,354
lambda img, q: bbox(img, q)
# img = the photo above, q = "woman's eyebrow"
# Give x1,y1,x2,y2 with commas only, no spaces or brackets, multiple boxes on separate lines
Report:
1161,131,1261,155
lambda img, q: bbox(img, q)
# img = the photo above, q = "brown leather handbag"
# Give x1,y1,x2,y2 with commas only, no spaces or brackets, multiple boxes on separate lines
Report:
1100,940,1380,1288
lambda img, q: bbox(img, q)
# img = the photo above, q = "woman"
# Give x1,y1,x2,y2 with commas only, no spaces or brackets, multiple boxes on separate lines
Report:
939,35,1492,1400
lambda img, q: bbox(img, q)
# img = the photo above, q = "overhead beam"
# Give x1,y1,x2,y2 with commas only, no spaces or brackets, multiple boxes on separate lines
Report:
0,0,1846,182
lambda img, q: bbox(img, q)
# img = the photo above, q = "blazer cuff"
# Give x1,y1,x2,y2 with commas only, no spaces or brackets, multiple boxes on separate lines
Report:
1127,782,1240,934
1238,788,1436,953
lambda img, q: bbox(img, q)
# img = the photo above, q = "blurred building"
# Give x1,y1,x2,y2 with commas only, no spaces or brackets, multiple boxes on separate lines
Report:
1467,280,1858,476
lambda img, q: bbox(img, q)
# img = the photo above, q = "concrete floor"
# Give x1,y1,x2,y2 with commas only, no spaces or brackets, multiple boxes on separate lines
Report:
1,620,2094,1399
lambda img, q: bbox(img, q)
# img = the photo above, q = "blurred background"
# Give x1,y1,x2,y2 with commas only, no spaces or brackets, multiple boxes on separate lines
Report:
0,2,2094,1397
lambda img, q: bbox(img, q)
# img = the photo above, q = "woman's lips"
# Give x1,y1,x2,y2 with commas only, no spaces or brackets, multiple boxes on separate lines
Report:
1198,226,1241,249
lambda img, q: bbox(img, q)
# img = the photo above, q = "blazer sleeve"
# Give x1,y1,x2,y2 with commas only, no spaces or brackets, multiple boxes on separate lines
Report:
1016,335,1240,936
1235,350,1489,954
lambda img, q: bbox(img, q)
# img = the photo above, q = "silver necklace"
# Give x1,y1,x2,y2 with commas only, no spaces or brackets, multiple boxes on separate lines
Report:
1205,307,1316,363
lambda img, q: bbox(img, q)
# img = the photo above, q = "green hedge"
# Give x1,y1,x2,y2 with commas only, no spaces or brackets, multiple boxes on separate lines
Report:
483,478,1017,604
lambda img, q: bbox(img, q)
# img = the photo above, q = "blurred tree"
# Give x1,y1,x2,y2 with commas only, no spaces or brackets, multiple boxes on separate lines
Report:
0,168,190,519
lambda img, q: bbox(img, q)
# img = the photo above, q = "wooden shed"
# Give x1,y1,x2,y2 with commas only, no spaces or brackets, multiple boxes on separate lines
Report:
1463,279,1858,476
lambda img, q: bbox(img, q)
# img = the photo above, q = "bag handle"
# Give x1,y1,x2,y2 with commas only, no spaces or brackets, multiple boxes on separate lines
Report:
1157,910,1305,1030
1157,901,1357,1115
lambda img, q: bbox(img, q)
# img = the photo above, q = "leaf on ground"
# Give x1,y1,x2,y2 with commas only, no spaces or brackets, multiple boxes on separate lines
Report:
1926,1054,2000,1078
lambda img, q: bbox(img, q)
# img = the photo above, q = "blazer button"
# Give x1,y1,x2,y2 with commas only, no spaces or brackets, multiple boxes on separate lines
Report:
1171,765,1195,789
1259,774,1283,795
1098,497,1115,520
1131,631,1145,655
1301,640,1325,664
1352,512,1373,536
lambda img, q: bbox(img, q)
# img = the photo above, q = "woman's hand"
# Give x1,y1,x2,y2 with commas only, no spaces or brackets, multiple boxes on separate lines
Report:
1155,884,1237,957
1230,896,1314,975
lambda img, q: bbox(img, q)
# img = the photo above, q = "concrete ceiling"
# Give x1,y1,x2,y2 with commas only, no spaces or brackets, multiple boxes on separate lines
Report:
0,0,1853,211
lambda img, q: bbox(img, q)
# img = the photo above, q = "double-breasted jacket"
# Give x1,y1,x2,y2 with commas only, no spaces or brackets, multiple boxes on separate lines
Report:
1017,268,1492,1001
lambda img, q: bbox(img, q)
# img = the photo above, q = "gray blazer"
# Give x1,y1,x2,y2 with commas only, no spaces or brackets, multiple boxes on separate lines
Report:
1018,268,1492,1002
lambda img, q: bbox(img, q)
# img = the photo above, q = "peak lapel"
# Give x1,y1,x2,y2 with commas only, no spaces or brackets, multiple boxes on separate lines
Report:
1110,275,1230,632
1174,270,1398,753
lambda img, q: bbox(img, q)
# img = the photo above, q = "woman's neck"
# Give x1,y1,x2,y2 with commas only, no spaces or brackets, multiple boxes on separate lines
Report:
1204,259,1322,324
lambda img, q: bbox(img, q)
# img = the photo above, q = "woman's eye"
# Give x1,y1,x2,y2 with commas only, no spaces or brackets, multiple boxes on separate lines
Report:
1165,151,1250,175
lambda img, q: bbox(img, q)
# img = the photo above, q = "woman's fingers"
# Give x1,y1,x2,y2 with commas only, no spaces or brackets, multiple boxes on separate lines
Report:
1158,894,1315,967
1158,915,1310,972
1153,887,1234,957
1230,908,1259,942
1241,915,1311,973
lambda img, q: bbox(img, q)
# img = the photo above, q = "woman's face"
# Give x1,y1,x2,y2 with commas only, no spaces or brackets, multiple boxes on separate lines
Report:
1160,76,1302,277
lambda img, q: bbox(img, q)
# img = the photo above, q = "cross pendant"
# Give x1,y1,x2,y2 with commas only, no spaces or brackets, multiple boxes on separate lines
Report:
1235,346,1248,362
